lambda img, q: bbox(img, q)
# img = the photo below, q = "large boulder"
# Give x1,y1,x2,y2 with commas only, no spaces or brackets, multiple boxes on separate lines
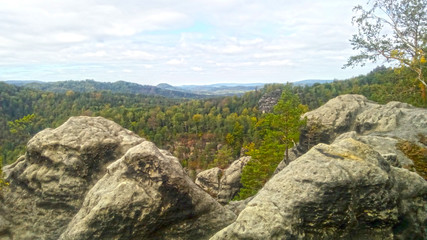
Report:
0,116,143,240
217,156,251,204
195,156,251,204
288,95,427,168
195,167,222,198
59,141,235,240
211,138,427,240
0,116,235,240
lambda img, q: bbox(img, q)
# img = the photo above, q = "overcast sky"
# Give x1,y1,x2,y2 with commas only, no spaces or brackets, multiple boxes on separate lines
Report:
0,0,378,85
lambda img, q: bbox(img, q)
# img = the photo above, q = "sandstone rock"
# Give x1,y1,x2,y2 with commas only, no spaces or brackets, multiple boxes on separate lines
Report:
258,89,282,113
281,95,427,171
301,94,370,149
0,116,235,240
195,157,251,204
195,167,222,197
211,138,427,240
336,131,412,167
59,141,235,240
224,197,253,216
355,101,427,142
0,116,144,240
217,156,251,204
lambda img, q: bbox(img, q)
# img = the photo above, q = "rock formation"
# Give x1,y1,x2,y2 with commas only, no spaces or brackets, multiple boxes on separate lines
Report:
281,94,427,169
195,156,251,204
258,89,282,113
0,116,235,240
211,138,427,239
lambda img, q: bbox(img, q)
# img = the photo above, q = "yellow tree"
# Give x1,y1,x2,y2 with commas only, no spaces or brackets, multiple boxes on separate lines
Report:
345,0,427,100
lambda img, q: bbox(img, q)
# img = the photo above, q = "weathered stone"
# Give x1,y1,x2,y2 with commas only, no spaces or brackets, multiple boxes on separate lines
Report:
60,141,235,240
300,94,370,149
258,89,282,113
355,101,427,142
0,116,235,240
211,138,427,240
336,131,412,167
195,157,251,204
0,116,143,240
195,167,222,197
217,156,251,204
280,95,427,171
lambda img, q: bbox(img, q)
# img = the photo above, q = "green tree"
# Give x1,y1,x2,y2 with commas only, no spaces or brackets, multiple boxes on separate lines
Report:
8,113,36,139
236,86,307,199
211,145,235,169
345,0,427,100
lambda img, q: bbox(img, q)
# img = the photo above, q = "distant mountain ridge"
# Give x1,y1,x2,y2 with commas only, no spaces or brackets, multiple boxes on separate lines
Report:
3,79,333,98
6,80,205,99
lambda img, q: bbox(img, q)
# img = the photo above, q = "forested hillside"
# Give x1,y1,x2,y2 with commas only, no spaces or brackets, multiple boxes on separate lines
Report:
1,65,426,179
19,79,205,99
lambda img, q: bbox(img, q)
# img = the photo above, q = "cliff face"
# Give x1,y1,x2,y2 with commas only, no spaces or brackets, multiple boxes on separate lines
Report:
1,95,426,240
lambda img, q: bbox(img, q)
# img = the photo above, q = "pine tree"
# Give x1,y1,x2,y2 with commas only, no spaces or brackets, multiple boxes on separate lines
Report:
236,85,307,200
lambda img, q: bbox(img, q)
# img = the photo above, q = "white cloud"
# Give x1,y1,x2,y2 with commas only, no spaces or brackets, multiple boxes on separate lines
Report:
191,66,203,72
259,60,294,67
167,58,186,65
0,0,375,84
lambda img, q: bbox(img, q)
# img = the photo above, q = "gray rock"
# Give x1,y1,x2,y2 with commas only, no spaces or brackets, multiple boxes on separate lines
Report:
60,141,236,240
301,94,370,147
0,116,143,240
211,138,427,240
224,197,253,216
195,157,251,204
355,101,427,142
336,132,412,167
195,167,222,198
218,156,251,204
278,95,427,172
0,116,235,240
258,89,282,113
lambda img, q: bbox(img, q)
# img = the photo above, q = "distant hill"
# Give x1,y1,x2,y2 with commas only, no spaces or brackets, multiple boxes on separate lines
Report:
4,79,335,98
291,79,334,86
172,83,266,96
4,80,44,86
14,80,206,99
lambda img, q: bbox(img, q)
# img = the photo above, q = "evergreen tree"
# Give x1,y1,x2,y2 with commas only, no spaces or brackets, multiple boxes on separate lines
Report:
236,86,307,200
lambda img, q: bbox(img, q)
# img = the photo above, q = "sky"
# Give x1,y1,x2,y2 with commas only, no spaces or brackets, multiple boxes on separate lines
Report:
0,0,379,85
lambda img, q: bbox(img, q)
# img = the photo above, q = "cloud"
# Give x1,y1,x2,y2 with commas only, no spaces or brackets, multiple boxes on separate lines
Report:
259,60,294,67
167,58,186,65
0,0,375,84
191,66,203,72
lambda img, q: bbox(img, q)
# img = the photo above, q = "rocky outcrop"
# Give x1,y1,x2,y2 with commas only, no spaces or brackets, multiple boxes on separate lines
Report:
217,156,251,204
0,116,235,240
195,157,251,204
289,95,427,168
1,116,144,240
211,138,427,240
258,89,282,113
195,167,222,197
60,142,235,240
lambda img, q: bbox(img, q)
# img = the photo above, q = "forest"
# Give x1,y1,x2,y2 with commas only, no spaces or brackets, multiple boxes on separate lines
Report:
1,65,426,183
